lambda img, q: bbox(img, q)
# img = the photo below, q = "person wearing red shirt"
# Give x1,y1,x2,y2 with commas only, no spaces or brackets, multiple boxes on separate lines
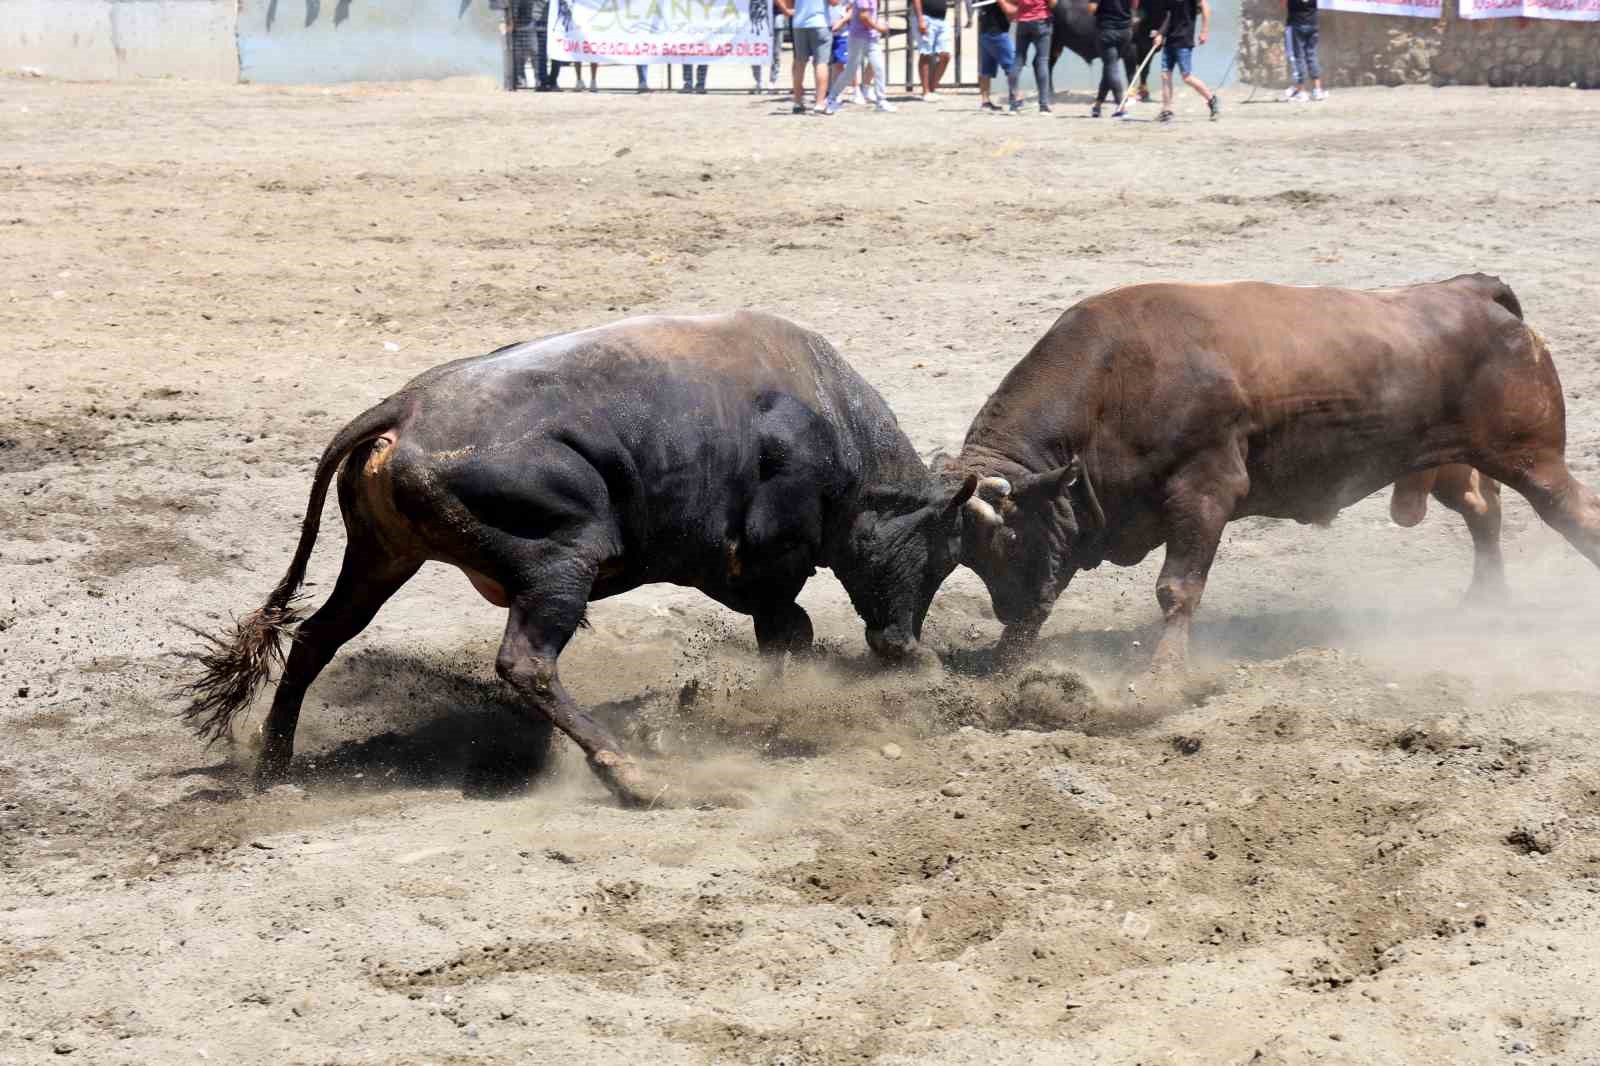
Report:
1012,0,1057,112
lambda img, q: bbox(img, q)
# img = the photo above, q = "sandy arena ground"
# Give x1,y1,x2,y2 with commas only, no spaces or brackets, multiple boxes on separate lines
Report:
3,74,1600,1064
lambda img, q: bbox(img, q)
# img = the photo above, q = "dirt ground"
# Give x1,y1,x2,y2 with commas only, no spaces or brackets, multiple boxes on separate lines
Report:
3,73,1600,1065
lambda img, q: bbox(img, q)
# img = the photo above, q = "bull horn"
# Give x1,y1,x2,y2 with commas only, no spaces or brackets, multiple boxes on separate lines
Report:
964,496,1003,528
976,476,1012,502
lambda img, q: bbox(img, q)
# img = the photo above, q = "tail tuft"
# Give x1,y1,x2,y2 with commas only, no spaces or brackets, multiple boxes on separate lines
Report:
177,598,307,744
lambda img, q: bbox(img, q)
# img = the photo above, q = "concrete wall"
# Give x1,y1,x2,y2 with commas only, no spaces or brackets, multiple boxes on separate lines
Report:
0,0,240,81
236,0,502,83
1240,0,1600,87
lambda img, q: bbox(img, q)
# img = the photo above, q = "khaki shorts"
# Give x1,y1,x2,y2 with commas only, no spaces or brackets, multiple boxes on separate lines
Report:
793,26,833,65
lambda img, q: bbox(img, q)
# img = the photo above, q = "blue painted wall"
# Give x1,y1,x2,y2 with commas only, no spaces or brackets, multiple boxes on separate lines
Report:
238,0,502,84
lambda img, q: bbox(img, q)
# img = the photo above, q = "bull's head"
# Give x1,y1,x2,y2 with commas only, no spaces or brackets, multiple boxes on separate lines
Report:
839,474,979,662
959,459,1102,626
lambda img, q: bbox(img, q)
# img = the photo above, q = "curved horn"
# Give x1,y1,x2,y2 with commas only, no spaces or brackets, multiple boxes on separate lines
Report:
964,496,1003,528
975,476,1012,502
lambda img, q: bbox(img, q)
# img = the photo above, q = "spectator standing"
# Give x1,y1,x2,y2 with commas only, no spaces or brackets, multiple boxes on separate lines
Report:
680,63,709,92
910,0,956,99
1012,0,1056,113
1283,0,1325,100
1131,15,1155,100
1282,20,1302,97
974,0,1023,113
824,0,894,113
1145,0,1219,122
829,0,854,99
527,0,561,90
778,0,833,113
511,0,536,88
1088,0,1134,118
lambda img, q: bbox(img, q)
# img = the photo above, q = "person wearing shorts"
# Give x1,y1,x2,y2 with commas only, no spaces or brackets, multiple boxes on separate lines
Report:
976,0,1022,113
779,0,833,112
910,0,954,98
1144,0,1218,122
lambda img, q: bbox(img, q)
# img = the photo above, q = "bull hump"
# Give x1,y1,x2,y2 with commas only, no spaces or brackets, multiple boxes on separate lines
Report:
499,316,827,408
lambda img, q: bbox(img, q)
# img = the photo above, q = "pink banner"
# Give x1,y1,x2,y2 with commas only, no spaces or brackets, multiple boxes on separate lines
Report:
1460,0,1600,19
1318,0,1442,17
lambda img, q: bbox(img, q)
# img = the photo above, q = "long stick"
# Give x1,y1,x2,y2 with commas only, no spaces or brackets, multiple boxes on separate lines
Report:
1124,13,1169,106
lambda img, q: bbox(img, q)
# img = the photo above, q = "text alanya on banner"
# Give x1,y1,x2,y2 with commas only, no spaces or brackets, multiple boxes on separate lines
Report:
548,0,775,63
1317,0,1441,18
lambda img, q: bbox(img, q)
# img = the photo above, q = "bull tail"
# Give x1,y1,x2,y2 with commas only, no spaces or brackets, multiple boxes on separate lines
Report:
178,393,410,743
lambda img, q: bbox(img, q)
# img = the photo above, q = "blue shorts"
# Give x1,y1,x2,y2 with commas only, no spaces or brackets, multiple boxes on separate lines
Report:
979,31,1016,78
831,31,849,64
1162,43,1193,76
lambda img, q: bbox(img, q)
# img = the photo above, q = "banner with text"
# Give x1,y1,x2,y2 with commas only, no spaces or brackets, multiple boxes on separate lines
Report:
1317,0,1441,18
548,0,774,62
1459,0,1600,19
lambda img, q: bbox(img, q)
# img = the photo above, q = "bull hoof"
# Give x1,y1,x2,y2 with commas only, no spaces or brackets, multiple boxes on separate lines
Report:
1461,579,1510,608
991,622,1043,673
254,752,292,792
590,751,757,811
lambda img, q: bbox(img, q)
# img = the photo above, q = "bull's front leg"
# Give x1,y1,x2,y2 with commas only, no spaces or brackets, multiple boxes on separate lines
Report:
1145,458,1246,689
993,613,1046,672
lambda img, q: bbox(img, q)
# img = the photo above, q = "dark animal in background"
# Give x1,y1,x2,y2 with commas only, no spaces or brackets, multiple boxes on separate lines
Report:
182,312,976,806
1049,0,1153,101
945,274,1600,680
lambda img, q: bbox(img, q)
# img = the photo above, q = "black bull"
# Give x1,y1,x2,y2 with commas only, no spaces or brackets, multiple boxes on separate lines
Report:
182,312,978,807
1050,0,1157,99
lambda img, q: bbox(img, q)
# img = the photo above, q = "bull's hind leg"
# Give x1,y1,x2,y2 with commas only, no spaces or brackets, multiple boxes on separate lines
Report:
255,548,421,786
1484,454,1600,573
494,557,659,808
1430,466,1508,603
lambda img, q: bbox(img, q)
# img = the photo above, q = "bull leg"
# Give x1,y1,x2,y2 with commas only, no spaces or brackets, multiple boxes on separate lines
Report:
495,563,663,808
1430,465,1508,603
994,615,1046,672
256,549,421,787
1147,454,1248,683
753,600,815,660
1484,454,1600,573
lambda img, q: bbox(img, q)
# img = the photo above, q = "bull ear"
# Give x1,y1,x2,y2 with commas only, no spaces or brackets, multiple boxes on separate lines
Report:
1013,458,1080,501
942,474,979,519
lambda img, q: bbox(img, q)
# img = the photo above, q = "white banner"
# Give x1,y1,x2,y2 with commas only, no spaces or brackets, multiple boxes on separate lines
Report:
1316,0,1441,17
1460,0,1600,19
548,0,776,63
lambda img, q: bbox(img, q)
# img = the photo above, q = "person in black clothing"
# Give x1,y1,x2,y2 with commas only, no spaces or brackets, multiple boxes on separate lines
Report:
1088,0,1134,118
1130,12,1155,101
509,0,538,89
1284,0,1324,101
1144,0,1218,122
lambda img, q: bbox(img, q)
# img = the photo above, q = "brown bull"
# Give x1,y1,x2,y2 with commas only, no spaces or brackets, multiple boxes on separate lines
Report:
947,274,1600,679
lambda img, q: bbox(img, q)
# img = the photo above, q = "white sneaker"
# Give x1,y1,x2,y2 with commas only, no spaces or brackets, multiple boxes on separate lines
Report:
925,90,942,100
875,100,897,112
1281,86,1303,102
1311,87,1327,101
841,90,860,106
